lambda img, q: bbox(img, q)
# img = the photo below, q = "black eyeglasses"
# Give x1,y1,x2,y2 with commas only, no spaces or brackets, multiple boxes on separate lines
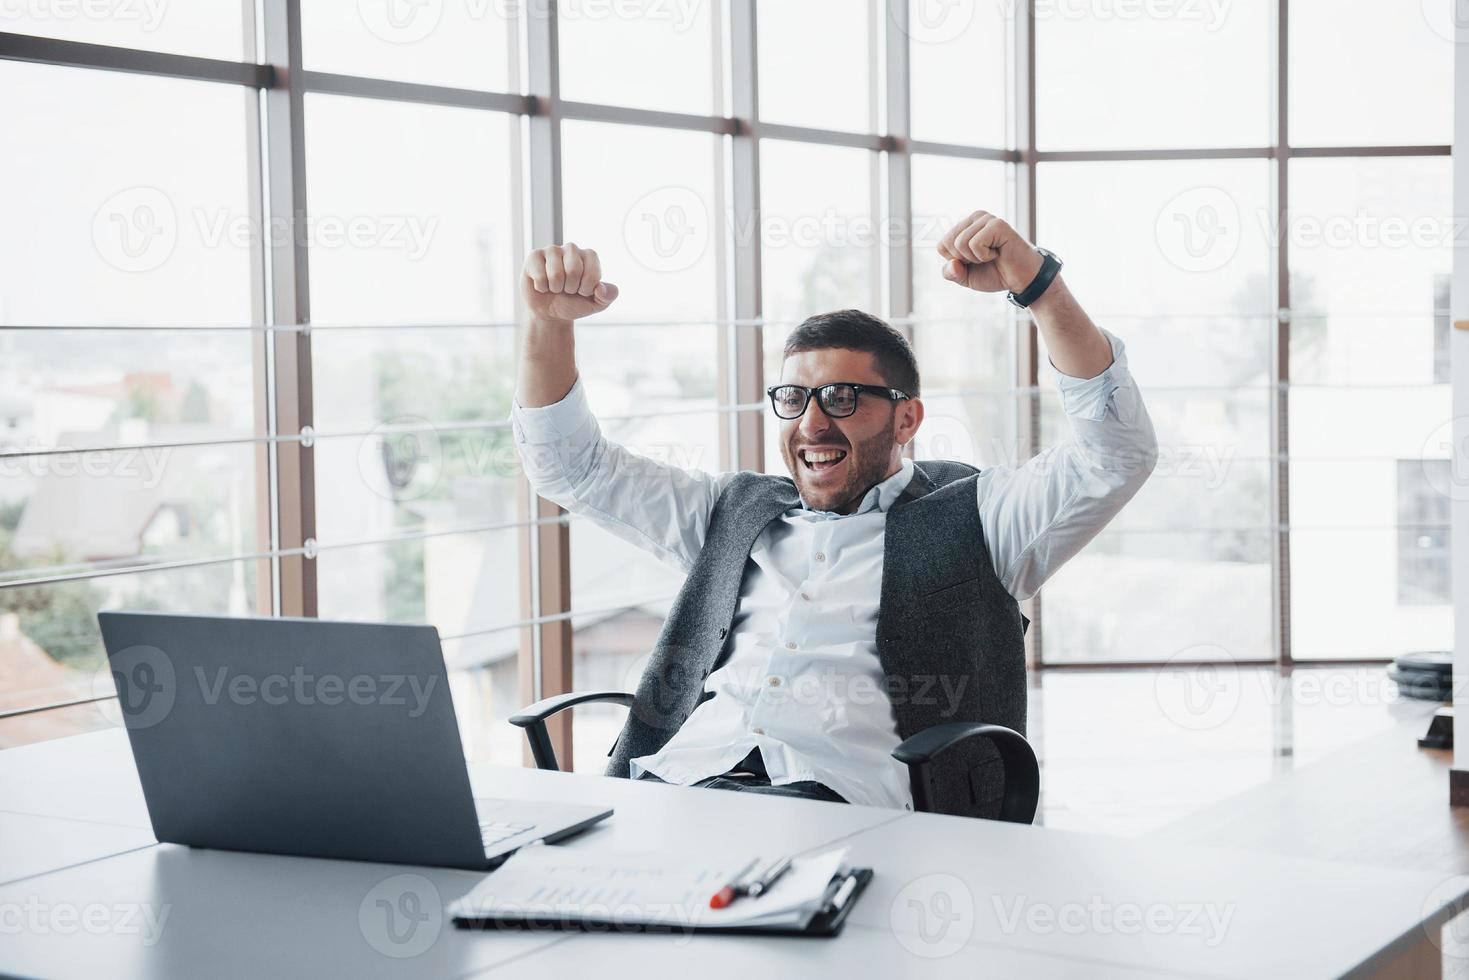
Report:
766,382,911,420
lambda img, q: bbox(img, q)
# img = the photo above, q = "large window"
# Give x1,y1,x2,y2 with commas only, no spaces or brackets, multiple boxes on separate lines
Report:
0,1,1453,753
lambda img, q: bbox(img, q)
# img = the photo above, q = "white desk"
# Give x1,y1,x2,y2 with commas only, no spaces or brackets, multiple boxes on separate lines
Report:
2,729,1465,979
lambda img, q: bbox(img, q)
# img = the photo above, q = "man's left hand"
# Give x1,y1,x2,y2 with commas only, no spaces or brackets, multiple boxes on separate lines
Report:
937,211,1044,296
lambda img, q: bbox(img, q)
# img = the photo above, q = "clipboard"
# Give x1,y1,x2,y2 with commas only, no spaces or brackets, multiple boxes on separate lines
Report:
451,867,874,938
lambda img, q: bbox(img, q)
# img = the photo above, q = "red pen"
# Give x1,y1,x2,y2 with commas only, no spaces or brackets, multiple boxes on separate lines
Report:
709,858,761,909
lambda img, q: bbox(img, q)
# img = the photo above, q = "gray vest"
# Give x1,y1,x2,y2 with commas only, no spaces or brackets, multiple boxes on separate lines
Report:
606,460,1029,819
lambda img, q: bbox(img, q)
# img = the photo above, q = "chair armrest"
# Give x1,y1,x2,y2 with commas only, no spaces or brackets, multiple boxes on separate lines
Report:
892,722,1039,824
508,691,635,772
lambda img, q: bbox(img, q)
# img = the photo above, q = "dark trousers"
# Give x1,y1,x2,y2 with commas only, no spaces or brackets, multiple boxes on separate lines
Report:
635,747,848,804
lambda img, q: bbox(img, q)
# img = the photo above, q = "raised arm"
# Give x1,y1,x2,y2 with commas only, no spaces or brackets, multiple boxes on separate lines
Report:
936,212,1159,600
513,244,727,572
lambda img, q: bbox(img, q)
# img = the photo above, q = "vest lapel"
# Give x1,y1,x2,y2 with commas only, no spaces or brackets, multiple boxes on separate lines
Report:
893,461,938,509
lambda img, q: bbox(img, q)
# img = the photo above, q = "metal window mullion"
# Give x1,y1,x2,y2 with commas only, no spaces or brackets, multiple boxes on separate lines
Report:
1015,0,1042,669
242,8,275,618
728,0,765,473
0,30,270,86
1271,0,1293,667
885,0,914,464
518,0,576,768
261,0,316,619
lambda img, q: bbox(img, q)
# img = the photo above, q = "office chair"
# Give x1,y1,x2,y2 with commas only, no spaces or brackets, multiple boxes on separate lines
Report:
510,691,1040,824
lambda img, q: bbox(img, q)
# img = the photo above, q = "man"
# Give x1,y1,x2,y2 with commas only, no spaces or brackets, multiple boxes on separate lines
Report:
512,211,1157,818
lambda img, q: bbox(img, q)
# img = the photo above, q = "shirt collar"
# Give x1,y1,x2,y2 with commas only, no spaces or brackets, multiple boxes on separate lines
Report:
801,458,915,517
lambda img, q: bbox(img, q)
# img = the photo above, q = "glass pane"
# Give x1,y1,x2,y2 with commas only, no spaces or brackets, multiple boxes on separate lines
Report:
1039,361,1273,665
907,0,1008,147
305,95,518,329
1041,528,1275,664
1287,157,1452,380
305,96,521,646
560,122,722,769
760,141,878,471
1035,1,1270,150
909,156,1015,469
1,557,262,733
1038,160,1274,665
757,0,873,133
3,442,261,579
0,61,254,326
301,0,514,92
1,0,247,60
1038,159,1274,318
315,525,520,635
1289,0,1453,147
559,0,717,114
1287,156,1452,661
910,155,1012,322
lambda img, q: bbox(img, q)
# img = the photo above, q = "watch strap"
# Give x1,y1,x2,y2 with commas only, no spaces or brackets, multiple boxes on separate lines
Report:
1007,248,1062,309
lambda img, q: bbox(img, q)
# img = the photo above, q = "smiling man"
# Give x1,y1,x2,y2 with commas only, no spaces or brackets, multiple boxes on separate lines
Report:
511,211,1157,817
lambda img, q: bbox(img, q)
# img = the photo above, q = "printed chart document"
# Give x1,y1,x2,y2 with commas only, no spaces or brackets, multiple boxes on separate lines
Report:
449,846,850,932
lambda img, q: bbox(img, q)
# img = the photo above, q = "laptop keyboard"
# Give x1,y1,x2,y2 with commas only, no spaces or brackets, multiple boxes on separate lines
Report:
480,819,537,848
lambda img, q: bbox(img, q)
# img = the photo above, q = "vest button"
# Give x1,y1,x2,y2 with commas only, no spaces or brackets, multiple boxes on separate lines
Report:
718,627,727,639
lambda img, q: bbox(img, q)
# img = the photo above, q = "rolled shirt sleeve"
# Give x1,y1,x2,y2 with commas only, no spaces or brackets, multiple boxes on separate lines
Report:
976,328,1159,601
511,378,731,572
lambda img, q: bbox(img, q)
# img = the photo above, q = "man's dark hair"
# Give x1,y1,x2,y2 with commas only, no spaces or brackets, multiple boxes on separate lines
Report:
782,309,921,396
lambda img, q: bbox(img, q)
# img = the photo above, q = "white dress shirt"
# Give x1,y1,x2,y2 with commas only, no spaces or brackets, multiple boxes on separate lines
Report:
510,328,1157,809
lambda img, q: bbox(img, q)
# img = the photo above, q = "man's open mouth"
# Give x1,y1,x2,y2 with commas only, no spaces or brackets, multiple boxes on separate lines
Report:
799,447,849,475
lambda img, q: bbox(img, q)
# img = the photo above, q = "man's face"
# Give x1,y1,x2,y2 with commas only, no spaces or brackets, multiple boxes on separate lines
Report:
777,348,923,514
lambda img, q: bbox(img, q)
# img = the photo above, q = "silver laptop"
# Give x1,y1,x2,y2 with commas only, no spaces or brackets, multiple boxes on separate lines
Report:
97,611,611,870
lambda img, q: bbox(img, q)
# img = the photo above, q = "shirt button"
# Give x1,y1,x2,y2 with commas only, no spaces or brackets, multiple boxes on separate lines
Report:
814,552,826,562
785,640,796,650
753,727,765,735
799,591,812,601
767,677,781,687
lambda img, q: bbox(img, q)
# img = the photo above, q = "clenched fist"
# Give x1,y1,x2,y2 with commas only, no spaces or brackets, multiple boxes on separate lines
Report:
937,211,1044,296
522,243,619,323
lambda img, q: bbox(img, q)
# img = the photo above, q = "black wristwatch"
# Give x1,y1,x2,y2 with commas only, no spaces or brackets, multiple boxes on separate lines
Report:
1006,248,1063,309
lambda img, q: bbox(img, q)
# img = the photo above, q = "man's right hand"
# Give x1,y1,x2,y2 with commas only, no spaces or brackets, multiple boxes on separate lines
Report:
522,243,619,324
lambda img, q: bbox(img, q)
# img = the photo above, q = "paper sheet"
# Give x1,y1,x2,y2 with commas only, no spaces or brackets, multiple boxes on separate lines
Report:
449,845,849,931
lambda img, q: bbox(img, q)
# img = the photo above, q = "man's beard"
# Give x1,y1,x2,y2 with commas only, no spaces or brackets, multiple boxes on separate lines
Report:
783,416,899,514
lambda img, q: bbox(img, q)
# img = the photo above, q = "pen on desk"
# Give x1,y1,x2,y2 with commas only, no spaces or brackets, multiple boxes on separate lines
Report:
744,855,793,898
709,857,761,910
